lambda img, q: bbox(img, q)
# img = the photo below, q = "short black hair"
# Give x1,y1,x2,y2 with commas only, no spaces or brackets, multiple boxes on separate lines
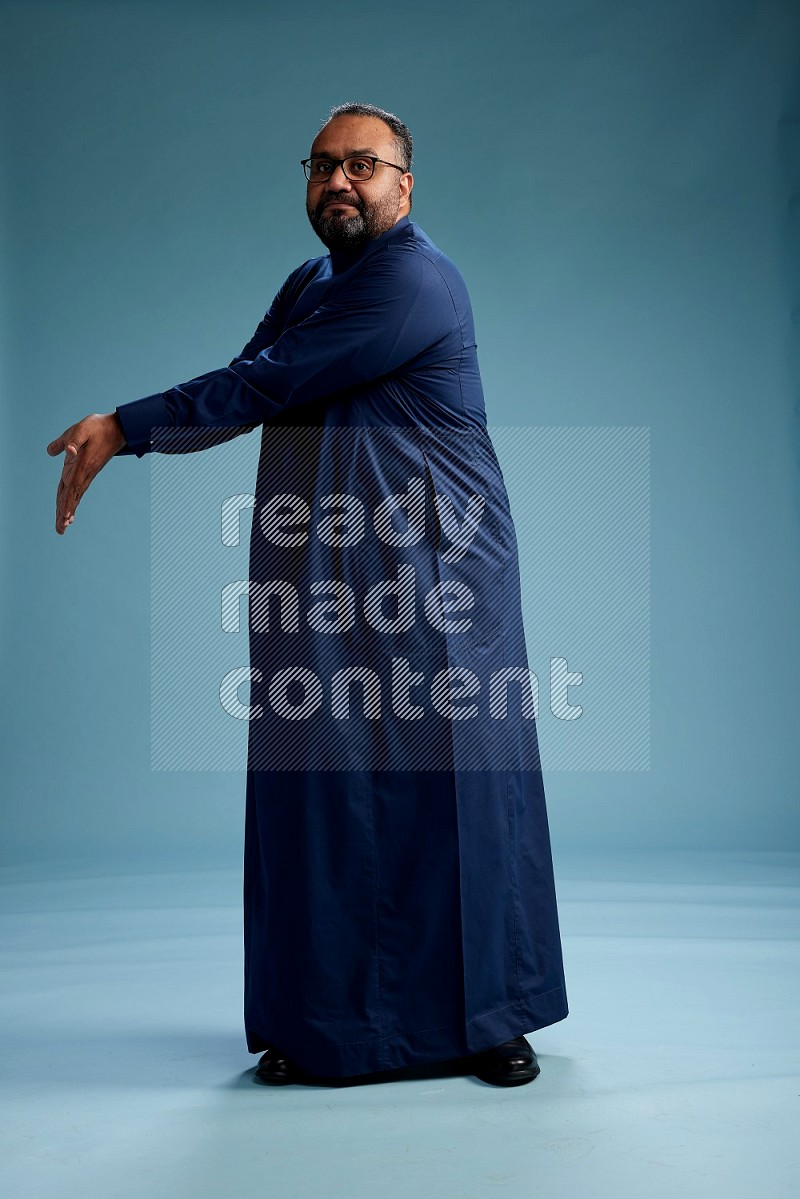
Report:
323,101,413,176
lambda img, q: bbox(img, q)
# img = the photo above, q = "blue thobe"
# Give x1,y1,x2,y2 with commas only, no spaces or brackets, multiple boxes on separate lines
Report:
115,215,569,1077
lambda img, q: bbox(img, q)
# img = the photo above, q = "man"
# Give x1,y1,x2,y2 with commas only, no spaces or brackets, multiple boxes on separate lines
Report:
46,102,568,1087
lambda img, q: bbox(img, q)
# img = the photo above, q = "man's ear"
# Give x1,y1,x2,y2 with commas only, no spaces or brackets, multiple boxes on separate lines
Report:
400,171,414,212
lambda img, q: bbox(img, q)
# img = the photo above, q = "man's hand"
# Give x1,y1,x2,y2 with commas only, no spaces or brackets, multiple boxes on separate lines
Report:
46,412,128,535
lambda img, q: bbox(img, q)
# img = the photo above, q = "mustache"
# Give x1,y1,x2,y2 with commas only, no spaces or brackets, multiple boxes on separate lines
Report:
317,194,363,215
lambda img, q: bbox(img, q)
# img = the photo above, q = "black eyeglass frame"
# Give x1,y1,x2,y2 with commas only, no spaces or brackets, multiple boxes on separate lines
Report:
301,155,407,182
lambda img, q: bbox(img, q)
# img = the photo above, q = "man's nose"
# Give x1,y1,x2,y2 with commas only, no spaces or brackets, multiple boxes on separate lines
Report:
325,163,352,189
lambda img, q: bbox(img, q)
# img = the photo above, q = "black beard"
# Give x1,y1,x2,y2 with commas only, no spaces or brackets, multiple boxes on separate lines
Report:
307,192,397,253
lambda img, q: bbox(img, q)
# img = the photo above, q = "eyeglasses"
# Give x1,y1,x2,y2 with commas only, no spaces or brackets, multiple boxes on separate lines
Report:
301,155,406,183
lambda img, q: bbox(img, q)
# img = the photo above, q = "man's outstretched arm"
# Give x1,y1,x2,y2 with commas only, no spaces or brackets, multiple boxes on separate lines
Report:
46,250,454,533
113,249,453,455
111,268,299,458
45,269,298,533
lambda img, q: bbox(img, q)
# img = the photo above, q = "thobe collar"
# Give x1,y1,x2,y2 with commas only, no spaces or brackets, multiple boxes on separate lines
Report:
328,215,411,274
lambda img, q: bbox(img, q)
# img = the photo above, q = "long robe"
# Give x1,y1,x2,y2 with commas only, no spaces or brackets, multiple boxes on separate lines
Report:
115,214,569,1077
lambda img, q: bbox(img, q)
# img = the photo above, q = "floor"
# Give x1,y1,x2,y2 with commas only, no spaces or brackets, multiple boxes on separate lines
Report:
1,849,797,1198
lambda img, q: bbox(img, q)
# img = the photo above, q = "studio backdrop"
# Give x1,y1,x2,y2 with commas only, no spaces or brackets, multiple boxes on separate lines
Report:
2,0,799,865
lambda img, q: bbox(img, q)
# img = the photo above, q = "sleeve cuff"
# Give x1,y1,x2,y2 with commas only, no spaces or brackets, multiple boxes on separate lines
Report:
113,392,172,458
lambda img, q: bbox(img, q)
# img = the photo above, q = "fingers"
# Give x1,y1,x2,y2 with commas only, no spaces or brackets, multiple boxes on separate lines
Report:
55,445,79,534
47,432,78,457
60,451,89,524
51,420,90,533
49,428,78,532
56,477,75,534
56,446,107,533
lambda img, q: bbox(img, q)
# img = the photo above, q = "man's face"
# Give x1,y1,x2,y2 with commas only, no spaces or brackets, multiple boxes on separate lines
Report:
305,115,413,253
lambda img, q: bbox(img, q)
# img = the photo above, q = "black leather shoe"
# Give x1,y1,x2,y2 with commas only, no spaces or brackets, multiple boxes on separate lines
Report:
469,1035,540,1086
253,1044,305,1085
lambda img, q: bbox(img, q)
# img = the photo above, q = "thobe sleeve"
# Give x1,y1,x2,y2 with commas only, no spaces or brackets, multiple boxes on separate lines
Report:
112,267,296,456
113,249,454,457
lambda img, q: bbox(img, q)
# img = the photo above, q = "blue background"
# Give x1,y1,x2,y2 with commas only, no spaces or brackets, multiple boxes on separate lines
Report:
4,0,800,865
